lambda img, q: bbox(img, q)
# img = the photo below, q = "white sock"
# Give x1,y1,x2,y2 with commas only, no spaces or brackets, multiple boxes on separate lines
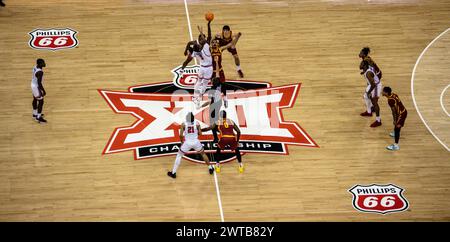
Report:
37,113,42,118
33,109,37,115
394,143,399,146
172,152,182,174
376,116,381,122
364,95,372,113
236,65,241,71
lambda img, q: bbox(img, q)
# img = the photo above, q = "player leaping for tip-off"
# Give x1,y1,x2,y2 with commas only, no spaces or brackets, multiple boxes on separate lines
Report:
211,31,242,108
180,20,213,109
216,25,245,78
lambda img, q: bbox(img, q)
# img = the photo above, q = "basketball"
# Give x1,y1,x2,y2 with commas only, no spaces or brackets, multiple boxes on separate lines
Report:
205,12,214,21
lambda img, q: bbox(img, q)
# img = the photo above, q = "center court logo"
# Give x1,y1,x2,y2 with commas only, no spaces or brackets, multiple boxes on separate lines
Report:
98,65,318,163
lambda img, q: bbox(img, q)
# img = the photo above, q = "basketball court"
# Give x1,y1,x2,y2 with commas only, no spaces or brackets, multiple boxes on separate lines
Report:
0,0,449,221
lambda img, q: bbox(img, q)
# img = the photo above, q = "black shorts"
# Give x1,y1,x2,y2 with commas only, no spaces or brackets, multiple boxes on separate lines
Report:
227,47,238,55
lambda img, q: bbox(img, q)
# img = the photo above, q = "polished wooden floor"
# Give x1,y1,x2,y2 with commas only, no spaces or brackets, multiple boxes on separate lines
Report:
0,0,449,221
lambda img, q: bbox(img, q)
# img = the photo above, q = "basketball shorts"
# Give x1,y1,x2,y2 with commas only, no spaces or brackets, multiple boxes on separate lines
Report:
218,137,238,150
227,47,238,55
31,83,43,100
396,111,407,127
365,83,382,98
198,66,213,82
180,139,204,154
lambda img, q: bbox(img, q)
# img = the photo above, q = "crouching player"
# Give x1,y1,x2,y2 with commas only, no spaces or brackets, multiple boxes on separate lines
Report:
202,110,244,173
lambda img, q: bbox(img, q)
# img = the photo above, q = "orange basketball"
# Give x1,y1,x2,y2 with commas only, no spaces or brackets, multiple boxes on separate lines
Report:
205,12,214,21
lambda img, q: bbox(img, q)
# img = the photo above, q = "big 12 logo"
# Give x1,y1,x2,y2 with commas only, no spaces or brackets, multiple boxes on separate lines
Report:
349,184,409,214
98,65,318,163
29,28,79,51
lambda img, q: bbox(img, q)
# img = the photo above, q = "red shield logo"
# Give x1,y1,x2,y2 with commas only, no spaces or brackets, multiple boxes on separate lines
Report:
28,28,79,51
171,65,212,88
349,184,409,214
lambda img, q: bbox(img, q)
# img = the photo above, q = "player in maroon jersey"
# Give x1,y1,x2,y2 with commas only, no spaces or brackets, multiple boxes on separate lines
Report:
382,86,407,151
211,32,241,107
216,25,244,78
202,110,243,173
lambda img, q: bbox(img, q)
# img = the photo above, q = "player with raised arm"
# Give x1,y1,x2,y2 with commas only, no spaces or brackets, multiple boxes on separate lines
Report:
180,21,213,109
217,25,244,78
211,31,241,107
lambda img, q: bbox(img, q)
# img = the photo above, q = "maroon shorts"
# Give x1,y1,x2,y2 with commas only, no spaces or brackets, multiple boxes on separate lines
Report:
227,47,238,55
218,137,238,150
396,111,407,127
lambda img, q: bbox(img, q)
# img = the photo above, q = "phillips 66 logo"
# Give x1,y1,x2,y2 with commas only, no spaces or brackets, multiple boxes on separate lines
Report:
29,28,79,50
349,184,409,214
171,65,204,88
